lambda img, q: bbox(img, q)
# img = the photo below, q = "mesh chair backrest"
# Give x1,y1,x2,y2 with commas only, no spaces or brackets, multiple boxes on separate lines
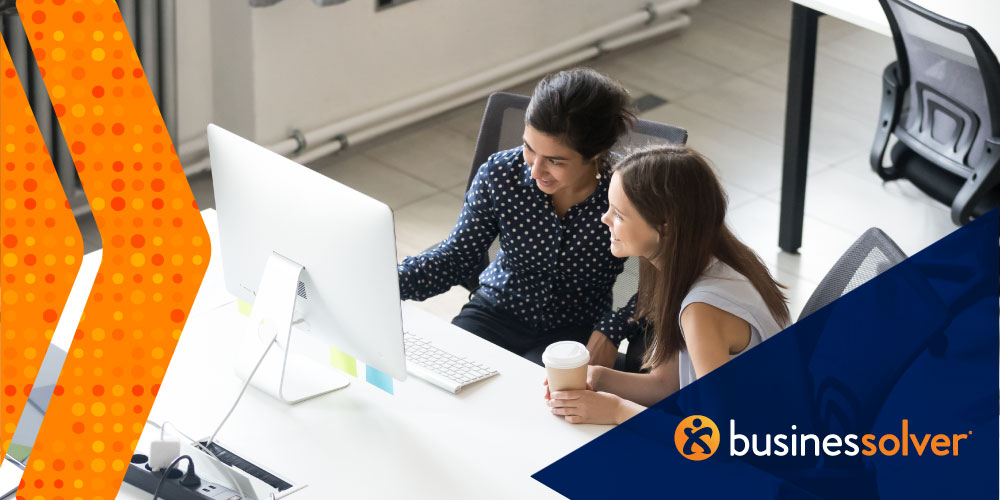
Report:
467,93,532,190
881,0,1000,170
464,92,688,305
798,228,907,321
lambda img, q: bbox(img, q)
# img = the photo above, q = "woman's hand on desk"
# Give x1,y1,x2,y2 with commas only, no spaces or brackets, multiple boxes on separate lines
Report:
547,388,643,425
543,369,643,424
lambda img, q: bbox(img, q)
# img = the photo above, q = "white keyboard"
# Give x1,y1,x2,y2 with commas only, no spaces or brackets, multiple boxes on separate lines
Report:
404,332,499,394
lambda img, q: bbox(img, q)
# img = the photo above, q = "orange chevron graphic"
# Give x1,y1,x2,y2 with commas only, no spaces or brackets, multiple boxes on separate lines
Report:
12,0,211,498
0,36,84,459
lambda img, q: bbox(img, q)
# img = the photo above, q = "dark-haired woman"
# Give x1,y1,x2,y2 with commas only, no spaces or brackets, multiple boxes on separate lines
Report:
398,68,637,365
546,145,790,423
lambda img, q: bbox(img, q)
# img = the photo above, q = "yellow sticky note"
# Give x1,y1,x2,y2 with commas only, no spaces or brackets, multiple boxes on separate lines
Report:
330,347,358,377
237,299,252,317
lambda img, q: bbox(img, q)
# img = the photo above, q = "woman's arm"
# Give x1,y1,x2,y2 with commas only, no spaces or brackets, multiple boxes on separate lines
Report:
549,303,753,425
680,302,751,379
589,294,641,367
545,359,679,425
397,160,501,301
590,356,680,407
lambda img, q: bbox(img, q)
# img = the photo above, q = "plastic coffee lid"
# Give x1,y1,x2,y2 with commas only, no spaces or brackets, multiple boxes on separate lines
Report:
541,341,590,369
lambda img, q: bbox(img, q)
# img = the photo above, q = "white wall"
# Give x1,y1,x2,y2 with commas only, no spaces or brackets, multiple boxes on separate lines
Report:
175,0,656,147
175,1,214,146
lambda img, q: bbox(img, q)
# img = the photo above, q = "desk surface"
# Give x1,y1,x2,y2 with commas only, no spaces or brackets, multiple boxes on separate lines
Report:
794,0,1000,51
116,210,608,499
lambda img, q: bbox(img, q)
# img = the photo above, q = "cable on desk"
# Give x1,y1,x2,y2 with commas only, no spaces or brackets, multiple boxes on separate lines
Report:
160,420,247,500
151,455,196,500
206,332,277,450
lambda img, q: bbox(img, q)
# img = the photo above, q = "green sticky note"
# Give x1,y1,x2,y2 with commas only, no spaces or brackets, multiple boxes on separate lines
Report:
7,443,30,462
329,347,357,377
237,299,252,317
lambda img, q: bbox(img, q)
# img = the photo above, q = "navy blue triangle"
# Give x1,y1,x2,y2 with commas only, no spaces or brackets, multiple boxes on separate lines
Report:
534,209,998,500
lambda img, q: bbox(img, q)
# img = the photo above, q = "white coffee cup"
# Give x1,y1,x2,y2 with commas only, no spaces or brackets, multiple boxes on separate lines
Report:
542,341,590,392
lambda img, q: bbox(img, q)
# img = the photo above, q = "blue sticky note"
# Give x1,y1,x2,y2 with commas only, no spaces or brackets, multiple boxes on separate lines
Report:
365,365,394,395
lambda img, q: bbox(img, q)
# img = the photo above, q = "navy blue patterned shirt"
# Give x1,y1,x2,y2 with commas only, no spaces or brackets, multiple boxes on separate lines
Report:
398,146,632,336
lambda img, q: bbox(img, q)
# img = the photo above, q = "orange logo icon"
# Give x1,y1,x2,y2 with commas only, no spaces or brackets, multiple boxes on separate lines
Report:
674,415,720,461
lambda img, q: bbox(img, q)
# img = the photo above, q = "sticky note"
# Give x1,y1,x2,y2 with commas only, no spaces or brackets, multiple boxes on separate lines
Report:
330,347,358,377
237,299,252,316
365,365,394,395
6,444,30,462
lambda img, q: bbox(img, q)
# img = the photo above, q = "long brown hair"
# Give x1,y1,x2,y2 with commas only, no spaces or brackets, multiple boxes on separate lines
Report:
613,145,790,370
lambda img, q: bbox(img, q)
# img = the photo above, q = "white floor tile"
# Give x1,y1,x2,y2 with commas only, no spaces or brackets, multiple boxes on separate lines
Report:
763,167,955,256
590,41,737,101
363,124,477,190
698,0,794,41
311,152,439,210
818,28,896,76
698,0,863,43
745,51,883,127
723,182,759,210
678,76,874,165
726,197,860,284
393,191,465,259
448,184,469,199
439,100,488,141
642,103,829,195
669,11,789,74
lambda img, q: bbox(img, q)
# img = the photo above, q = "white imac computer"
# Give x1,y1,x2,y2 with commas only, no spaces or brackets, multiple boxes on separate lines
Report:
207,124,406,404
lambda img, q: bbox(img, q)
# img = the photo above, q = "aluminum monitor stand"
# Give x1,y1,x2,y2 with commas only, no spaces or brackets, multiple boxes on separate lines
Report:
234,252,349,404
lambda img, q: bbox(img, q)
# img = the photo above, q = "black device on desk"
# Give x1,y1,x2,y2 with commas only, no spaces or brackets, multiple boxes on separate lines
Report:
124,453,243,500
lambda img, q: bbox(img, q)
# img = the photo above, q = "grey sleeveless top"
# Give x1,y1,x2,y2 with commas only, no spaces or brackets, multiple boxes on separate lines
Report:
676,260,786,389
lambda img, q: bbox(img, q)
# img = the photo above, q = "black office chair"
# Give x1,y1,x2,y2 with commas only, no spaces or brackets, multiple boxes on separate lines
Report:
794,227,949,497
799,228,907,321
461,92,687,372
870,0,1000,225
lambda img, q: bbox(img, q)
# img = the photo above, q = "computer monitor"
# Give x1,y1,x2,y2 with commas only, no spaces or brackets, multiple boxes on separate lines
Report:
207,124,406,404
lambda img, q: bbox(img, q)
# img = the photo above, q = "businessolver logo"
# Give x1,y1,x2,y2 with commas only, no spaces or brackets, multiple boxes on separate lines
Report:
674,415,721,460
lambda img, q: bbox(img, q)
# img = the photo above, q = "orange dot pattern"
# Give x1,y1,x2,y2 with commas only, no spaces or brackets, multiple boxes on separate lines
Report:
0,36,84,459
14,1,211,499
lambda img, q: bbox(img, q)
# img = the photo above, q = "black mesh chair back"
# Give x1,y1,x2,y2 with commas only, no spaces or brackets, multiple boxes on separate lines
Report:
799,228,908,321
462,92,686,371
871,0,1000,224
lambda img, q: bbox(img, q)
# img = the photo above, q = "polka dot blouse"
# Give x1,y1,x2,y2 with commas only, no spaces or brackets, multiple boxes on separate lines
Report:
398,146,631,335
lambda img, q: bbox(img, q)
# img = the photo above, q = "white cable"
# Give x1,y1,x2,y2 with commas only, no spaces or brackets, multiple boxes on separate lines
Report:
207,336,276,449
159,421,247,500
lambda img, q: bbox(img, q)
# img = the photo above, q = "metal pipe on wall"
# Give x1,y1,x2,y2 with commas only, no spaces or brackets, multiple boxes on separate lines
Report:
172,6,694,179
265,0,699,157
160,0,178,144
290,14,691,166
139,0,160,104
4,1,181,208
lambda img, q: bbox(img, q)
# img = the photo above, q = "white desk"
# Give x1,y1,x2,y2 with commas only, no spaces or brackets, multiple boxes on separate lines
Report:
115,210,608,499
778,0,1000,252
794,0,1000,45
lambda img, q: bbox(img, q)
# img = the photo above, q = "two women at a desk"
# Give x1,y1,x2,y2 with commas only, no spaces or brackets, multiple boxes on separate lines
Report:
397,68,789,425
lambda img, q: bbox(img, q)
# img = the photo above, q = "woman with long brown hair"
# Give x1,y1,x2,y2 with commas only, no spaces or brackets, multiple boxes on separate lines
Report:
545,145,790,424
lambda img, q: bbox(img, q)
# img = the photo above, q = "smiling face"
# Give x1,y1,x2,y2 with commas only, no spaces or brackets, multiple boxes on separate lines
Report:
522,125,597,196
602,171,662,260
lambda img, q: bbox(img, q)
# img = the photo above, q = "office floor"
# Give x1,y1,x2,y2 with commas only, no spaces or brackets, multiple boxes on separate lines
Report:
79,0,957,323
